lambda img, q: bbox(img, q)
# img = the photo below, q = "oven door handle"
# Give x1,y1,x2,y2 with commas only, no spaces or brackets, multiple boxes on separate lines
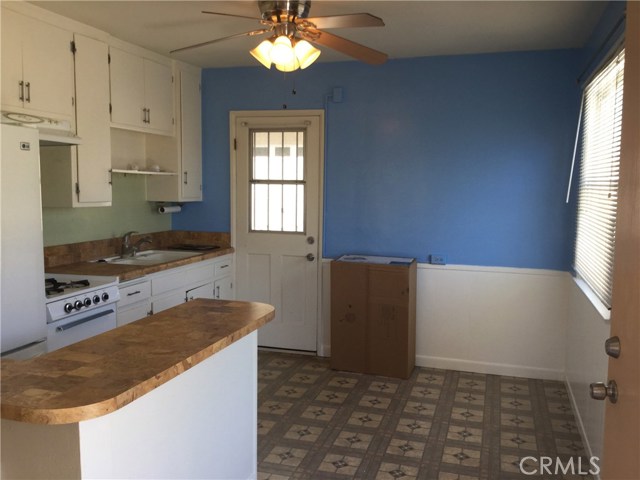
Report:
55,309,115,332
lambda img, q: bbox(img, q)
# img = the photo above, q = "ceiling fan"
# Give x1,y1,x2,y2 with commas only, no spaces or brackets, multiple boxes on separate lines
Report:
170,0,388,71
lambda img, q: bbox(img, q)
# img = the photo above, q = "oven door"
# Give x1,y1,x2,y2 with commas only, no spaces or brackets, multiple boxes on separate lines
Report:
47,304,116,352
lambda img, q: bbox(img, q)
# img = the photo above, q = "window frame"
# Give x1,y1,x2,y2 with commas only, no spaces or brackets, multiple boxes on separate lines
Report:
248,128,307,234
573,46,625,318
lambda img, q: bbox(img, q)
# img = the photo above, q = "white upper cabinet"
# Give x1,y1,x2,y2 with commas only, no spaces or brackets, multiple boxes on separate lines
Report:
146,66,202,202
41,34,112,208
109,47,174,136
1,8,75,120
74,34,112,205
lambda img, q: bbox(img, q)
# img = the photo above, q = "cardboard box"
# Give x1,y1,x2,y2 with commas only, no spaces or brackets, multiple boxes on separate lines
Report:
330,256,417,379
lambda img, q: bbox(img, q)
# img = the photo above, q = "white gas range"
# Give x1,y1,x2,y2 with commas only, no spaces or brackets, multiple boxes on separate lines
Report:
45,274,120,352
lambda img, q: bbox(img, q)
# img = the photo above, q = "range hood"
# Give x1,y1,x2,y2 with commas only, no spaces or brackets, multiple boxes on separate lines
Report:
1,111,81,146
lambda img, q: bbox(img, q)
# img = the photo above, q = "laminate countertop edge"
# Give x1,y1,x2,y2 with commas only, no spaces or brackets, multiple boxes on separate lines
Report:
1,299,275,425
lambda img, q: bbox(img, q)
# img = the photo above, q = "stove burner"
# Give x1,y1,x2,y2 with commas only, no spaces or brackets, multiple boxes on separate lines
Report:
45,277,91,296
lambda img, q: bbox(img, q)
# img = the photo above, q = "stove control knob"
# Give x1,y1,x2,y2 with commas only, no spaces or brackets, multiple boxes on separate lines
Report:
102,292,109,302
93,295,100,304
74,300,84,310
64,303,74,313
84,298,92,307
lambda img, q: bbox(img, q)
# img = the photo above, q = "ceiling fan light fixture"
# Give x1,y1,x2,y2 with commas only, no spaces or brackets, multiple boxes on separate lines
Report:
293,39,321,69
275,55,300,72
270,35,295,65
250,39,274,68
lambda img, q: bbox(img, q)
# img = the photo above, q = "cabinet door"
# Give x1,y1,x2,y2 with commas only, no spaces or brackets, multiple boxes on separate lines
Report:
152,290,186,314
186,282,214,301
109,47,145,129
144,59,173,134
22,15,74,118
214,276,233,300
117,300,151,327
180,69,202,200
1,8,24,110
1,10,74,118
74,34,111,204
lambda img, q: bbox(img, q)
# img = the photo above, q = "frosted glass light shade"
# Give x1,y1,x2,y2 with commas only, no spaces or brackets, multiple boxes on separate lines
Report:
250,39,274,68
294,40,321,69
271,36,295,65
275,56,300,72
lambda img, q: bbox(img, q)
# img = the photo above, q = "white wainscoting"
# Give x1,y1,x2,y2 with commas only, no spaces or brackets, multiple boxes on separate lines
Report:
564,279,610,460
321,260,607,460
320,261,569,380
415,264,569,380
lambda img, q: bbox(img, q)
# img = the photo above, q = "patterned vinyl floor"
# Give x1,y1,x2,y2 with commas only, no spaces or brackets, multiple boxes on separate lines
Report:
257,351,593,480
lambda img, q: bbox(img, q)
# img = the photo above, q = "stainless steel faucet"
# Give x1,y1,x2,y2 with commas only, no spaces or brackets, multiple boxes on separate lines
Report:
121,231,152,257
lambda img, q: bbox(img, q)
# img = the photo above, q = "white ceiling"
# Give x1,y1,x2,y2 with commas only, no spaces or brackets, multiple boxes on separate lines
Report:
30,1,607,68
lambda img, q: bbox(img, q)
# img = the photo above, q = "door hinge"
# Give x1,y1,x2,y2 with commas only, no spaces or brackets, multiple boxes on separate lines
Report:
70,41,76,54
72,97,75,107
233,138,237,150
109,103,112,114
75,182,80,195
108,53,111,64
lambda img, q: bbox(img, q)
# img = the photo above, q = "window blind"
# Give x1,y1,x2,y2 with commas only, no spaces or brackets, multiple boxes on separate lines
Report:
574,48,625,309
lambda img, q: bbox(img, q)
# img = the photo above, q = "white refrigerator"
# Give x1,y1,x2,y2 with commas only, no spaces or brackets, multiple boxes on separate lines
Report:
1,124,47,358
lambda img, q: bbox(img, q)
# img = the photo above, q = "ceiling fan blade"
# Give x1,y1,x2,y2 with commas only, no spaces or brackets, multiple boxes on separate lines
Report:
302,13,384,30
201,11,261,22
304,29,388,65
170,29,270,54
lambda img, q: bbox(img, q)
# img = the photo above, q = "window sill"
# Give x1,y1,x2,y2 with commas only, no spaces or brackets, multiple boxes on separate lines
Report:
573,276,611,322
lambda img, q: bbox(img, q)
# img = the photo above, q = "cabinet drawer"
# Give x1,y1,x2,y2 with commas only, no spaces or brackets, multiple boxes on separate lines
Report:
152,262,214,296
118,280,151,308
214,257,233,278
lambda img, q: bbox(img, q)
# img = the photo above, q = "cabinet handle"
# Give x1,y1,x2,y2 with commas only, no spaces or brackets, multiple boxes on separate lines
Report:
127,290,141,296
142,108,149,124
25,82,31,103
183,171,188,185
216,285,220,298
147,108,151,124
19,81,24,101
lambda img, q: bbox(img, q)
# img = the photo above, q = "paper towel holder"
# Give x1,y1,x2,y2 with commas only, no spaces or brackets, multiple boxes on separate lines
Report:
156,203,183,214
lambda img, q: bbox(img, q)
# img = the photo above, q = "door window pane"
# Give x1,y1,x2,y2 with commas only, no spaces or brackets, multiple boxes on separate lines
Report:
250,129,305,232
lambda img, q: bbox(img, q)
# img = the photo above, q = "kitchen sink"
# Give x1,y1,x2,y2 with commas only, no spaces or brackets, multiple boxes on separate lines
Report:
97,250,202,266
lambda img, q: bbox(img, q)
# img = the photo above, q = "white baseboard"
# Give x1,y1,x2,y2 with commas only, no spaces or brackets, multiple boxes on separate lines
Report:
416,354,565,381
564,374,595,457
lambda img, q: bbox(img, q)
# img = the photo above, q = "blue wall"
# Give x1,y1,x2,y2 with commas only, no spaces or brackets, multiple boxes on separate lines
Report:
174,49,582,270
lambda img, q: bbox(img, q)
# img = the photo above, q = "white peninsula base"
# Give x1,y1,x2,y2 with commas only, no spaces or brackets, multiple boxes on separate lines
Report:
2,332,258,480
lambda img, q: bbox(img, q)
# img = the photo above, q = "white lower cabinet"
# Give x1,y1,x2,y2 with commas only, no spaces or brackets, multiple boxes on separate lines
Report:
213,255,234,299
117,279,151,327
117,255,235,321
186,282,214,301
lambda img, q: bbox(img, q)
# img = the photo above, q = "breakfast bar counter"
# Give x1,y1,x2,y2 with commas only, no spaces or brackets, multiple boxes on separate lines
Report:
1,299,275,479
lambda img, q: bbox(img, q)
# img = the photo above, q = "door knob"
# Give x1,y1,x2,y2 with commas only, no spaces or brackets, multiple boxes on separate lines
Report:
590,380,618,403
306,253,315,262
605,335,621,358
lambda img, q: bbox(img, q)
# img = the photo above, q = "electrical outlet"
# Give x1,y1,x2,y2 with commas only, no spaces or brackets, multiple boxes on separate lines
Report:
429,254,446,265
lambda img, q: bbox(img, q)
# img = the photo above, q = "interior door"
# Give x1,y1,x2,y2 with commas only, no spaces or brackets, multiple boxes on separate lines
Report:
601,3,640,478
233,111,323,351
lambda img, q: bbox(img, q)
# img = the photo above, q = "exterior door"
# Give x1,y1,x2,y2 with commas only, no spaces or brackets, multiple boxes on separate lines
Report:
601,3,640,478
232,110,323,352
